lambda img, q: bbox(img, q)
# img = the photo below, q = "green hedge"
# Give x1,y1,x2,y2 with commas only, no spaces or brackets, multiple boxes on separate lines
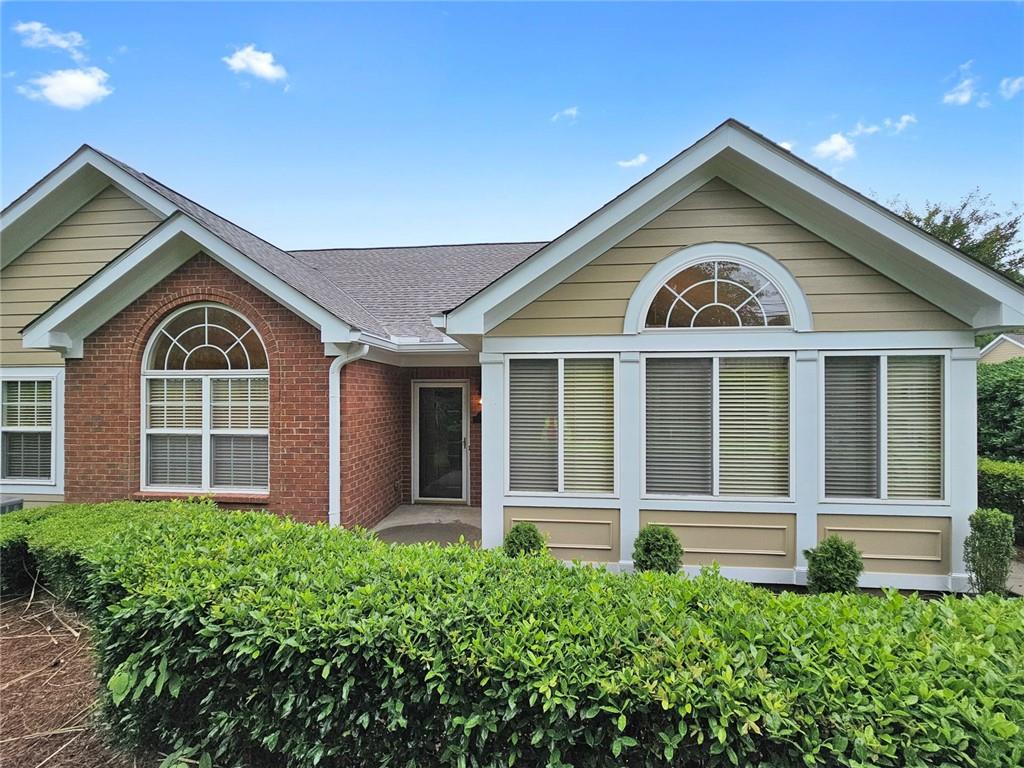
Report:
978,358,1024,461
3,503,1024,767
979,458,1024,545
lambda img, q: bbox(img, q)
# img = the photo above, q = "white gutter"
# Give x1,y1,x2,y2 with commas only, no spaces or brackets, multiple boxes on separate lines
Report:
328,342,370,527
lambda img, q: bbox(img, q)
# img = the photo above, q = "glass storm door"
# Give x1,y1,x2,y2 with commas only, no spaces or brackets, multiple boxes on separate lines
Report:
413,382,468,502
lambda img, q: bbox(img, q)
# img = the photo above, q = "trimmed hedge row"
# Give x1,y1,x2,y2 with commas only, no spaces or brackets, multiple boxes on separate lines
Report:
978,357,1024,462
3,502,1024,767
979,457,1024,545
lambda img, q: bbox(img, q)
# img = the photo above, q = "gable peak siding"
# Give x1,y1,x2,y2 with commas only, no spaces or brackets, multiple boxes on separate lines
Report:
491,179,965,336
1,185,161,366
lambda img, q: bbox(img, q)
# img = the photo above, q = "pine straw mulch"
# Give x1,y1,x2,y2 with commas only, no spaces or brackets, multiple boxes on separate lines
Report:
0,589,155,768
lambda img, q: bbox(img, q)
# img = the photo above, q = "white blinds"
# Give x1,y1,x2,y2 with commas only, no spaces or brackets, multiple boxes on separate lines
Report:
2,381,52,427
2,433,51,480
147,378,202,429
719,357,790,497
645,358,713,495
1,380,54,481
147,434,202,487
563,358,614,493
508,359,558,492
824,357,880,498
887,356,943,499
211,435,269,488
212,378,269,429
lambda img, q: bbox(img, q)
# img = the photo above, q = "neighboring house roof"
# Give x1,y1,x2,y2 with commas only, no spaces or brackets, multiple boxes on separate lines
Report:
291,243,544,341
979,333,1024,361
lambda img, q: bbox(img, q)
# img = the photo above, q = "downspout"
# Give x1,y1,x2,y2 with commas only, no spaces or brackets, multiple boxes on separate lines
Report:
329,342,370,527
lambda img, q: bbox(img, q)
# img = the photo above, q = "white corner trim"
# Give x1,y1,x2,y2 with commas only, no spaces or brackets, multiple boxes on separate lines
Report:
979,333,1024,358
329,343,370,527
22,214,357,355
621,242,814,334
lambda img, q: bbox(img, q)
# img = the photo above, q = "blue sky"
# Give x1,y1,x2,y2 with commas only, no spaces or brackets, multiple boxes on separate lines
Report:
2,2,1022,249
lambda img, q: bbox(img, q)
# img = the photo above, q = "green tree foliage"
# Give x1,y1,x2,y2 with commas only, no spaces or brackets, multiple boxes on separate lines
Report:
978,358,1024,461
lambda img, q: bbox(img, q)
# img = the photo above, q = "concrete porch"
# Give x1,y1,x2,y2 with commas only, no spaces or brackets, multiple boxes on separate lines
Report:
372,504,482,546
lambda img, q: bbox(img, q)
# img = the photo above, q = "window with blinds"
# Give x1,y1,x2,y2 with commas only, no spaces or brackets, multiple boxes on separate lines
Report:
644,356,791,498
1,379,54,482
824,357,880,498
147,434,202,487
824,354,943,500
508,357,615,494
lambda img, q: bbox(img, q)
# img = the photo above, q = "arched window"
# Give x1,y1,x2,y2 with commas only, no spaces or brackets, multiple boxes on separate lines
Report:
645,260,791,329
142,304,268,492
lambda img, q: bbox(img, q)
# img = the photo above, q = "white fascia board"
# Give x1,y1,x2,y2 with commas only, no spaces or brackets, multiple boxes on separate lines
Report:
979,333,1024,358
1,148,176,268
443,132,730,336
22,215,355,355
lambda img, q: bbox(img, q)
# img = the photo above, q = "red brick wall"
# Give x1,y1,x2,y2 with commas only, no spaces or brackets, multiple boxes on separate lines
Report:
339,361,481,530
64,253,331,523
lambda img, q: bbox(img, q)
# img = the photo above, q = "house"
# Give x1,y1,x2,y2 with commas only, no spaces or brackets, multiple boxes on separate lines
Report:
978,333,1024,364
3,120,1023,591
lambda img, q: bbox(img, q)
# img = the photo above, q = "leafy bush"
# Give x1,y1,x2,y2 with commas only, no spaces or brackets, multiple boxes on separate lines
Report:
964,508,1016,595
804,535,864,594
633,525,683,573
9,502,1024,767
503,520,545,556
979,457,1024,545
0,505,57,593
978,358,1024,461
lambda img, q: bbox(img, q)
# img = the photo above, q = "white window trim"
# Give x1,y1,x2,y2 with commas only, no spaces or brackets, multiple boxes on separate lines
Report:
640,351,796,502
410,379,470,505
139,303,270,496
504,353,619,499
0,367,63,494
818,350,951,506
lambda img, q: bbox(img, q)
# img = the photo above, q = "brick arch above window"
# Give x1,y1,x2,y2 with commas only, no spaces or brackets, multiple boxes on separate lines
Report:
622,242,814,334
142,303,268,372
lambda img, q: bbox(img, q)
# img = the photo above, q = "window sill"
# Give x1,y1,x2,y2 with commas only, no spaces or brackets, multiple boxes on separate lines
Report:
132,491,270,505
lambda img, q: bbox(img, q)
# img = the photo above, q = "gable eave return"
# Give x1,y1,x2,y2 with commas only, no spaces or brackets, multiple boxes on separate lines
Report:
438,120,1024,340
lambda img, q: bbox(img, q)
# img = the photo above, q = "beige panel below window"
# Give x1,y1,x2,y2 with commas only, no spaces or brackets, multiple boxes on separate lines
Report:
640,510,796,568
817,514,951,575
504,507,620,562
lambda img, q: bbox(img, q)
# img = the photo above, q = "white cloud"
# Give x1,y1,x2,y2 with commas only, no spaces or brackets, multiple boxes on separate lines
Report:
13,21,86,62
777,141,795,151
848,121,880,137
943,61,976,105
813,133,856,163
17,66,112,109
551,106,578,122
883,114,917,134
616,153,648,168
1000,76,1024,100
223,44,287,82
977,93,992,109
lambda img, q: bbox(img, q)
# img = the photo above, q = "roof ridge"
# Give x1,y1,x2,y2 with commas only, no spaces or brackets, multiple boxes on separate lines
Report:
290,240,547,254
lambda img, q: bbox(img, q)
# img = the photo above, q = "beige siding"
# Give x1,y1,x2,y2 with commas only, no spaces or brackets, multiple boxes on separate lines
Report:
817,514,951,575
504,506,620,562
980,338,1024,364
492,179,965,336
1,185,161,367
17,494,64,509
640,510,796,568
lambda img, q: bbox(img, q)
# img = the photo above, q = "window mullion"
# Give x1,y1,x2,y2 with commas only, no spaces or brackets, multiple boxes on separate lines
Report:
202,376,212,490
557,357,565,494
879,354,889,500
712,356,721,497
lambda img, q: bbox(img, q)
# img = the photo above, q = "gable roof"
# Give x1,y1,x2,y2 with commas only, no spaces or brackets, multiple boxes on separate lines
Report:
441,119,1024,337
979,332,1024,358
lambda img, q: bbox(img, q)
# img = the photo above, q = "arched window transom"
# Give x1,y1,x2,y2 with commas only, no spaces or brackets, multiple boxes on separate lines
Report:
645,260,791,329
142,303,268,493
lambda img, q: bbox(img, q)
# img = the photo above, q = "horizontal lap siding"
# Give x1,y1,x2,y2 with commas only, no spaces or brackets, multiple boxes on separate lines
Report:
492,179,965,336
1,186,161,366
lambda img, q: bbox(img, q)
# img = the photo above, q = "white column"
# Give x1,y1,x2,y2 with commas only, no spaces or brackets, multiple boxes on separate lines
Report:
793,350,820,581
479,352,506,548
618,352,642,568
948,348,978,590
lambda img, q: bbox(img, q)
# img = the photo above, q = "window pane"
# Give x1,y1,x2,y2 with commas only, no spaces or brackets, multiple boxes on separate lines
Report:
887,356,943,499
719,358,790,497
147,379,202,429
2,432,51,480
508,359,558,492
2,380,52,427
211,378,269,429
825,357,880,498
645,358,713,494
147,434,202,487
563,359,614,493
147,305,267,371
211,435,269,489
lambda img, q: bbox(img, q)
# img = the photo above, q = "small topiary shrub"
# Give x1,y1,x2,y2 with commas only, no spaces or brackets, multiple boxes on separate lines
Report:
979,458,1024,545
804,534,864,594
978,358,1024,461
633,525,683,573
503,521,545,557
964,507,1015,595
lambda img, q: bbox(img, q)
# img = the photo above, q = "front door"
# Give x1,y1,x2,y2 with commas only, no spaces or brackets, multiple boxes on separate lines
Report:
412,382,468,503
